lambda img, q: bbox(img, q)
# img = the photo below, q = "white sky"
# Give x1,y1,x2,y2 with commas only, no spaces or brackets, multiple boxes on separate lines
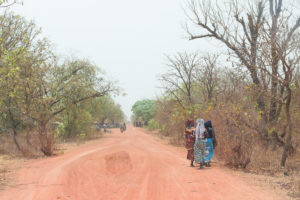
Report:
11,0,215,118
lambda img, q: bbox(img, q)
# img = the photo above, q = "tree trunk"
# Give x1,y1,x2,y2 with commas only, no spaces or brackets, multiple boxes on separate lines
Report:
269,30,280,123
281,87,292,167
12,128,21,152
7,106,22,153
38,121,54,156
269,75,279,122
269,0,282,123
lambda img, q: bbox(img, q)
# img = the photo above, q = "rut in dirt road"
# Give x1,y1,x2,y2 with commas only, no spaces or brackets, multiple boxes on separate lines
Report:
0,126,280,200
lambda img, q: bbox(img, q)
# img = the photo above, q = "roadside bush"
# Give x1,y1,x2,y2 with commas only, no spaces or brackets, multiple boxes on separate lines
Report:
61,105,94,138
147,119,160,131
196,102,257,168
0,132,42,157
155,97,300,171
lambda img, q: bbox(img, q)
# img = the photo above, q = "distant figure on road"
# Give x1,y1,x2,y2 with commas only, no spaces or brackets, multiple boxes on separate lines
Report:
120,123,126,133
184,120,195,167
103,124,107,133
123,122,126,131
204,120,217,167
194,118,208,169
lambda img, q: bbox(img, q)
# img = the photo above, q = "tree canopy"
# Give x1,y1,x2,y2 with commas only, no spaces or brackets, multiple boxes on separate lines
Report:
0,12,123,156
131,99,155,123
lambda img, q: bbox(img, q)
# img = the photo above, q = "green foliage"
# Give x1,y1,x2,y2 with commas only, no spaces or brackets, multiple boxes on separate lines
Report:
0,13,43,139
131,99,155,123
55,95,125,139
0,12,122,155
0,0,12,6
89,96,125,124
62,104,93,138
54,122,65,138
0,0,22,7
147,119,160,131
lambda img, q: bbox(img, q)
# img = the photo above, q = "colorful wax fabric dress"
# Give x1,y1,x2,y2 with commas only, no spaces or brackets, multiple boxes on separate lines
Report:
194,119,208,164
204,120,217,163
185,128,195,161
194,137,207,164
204,137,213,162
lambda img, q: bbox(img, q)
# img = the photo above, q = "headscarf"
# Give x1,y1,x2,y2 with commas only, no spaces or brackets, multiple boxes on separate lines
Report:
205,120,212,129
185,120,194,128
195,118,205,139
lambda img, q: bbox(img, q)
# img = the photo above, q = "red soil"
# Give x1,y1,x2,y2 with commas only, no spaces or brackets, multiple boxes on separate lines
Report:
0,126,281,200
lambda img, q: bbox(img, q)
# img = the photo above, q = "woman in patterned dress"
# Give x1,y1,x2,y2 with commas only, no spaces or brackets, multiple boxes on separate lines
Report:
184,120,195,167
194,118,208,169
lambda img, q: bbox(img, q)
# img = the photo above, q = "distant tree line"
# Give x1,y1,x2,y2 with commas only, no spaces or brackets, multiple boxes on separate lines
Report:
131,99,155,127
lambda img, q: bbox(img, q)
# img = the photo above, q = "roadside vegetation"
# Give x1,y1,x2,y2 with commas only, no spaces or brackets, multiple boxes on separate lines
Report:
131,99,155,127
0,3,125,157
132,1,300,196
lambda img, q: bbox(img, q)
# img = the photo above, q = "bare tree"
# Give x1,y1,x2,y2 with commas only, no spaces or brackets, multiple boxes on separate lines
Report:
195,54,220,102
185,0,300,166
159,52,200,109
265,0,300,123
185,0,300,120
0,0,18,8
185,0,267,119
259,0,300,166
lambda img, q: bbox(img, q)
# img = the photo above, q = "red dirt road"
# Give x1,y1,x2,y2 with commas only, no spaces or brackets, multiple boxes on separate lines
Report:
1,126,281,200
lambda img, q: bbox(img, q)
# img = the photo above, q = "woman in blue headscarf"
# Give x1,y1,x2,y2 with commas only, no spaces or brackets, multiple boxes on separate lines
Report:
204,120,217,167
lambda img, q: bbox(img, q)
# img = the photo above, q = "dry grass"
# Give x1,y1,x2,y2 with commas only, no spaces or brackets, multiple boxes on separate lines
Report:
0,129,106,157
0,155,30,191
0,132,43,157
231,168,300,200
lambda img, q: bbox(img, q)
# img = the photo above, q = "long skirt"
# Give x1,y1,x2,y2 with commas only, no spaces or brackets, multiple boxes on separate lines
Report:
187,149,194,161
194,139,207,164
204,138,214,163
185,135,195,161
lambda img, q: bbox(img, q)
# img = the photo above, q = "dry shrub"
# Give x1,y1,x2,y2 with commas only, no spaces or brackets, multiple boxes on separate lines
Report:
248,145,282,173
155,100,260,168
297,181,300,198
200,102,300,172
0,132,43,157
163,118,185,146
155,99,186,145
155,95,300,172
39,135,55,156
200,103,259,169
85,130,104,139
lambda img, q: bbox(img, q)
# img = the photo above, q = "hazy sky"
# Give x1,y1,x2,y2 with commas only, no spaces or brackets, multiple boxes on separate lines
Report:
11,0,214,118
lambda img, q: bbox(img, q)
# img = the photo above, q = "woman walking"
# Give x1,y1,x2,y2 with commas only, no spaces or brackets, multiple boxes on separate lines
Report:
184,120,195,167
194,118,207,169
204,120,217,167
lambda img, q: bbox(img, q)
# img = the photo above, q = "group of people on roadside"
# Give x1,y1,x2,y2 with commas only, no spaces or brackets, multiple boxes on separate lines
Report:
184,119,217,169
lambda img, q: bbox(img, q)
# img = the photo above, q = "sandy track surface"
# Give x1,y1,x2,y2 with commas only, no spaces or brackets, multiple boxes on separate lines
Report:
0,126,281,200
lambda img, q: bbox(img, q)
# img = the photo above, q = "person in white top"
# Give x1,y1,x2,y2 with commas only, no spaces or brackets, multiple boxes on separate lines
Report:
194,118,208,169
